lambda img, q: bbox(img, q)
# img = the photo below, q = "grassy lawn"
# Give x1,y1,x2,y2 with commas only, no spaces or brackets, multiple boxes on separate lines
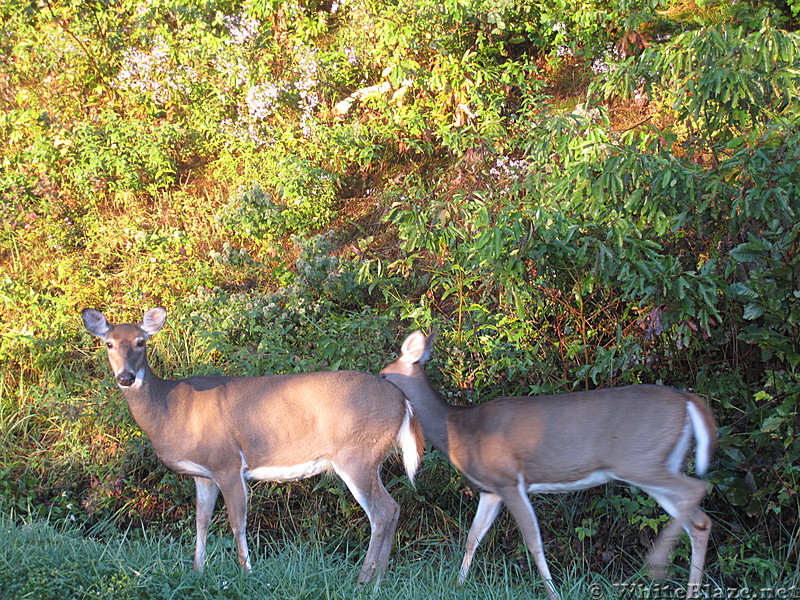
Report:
0,514,576,600
4,513,794,599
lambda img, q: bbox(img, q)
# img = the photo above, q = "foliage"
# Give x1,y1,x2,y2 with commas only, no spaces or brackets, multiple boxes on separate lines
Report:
217,163,339,247
1,0,800,592
594,15,800,145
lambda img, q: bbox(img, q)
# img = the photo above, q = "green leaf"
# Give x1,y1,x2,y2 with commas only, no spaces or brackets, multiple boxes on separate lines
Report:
730,282,759,300
761,415,785,432
743,303,765,320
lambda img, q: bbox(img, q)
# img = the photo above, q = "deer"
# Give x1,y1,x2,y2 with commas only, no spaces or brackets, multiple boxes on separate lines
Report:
379,330,716,600
81,307,424,583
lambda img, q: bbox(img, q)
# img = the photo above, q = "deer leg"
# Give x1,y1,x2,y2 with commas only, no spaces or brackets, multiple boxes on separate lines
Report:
335,461,399,585
635,475,708,586
686,508,711,598
217,470,252,573
501,477,559,600
458,492,503,584
194,477,220,571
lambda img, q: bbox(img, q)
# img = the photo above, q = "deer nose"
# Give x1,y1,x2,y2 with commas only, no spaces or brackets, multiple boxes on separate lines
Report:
116,372,136,387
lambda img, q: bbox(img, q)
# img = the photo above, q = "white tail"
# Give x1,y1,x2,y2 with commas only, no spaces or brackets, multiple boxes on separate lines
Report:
82,307,423,583
380,331,716,600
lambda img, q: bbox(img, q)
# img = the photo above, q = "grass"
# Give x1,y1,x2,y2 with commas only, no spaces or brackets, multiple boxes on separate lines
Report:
7,510,795,600
0,507,673,600
0,513,575,600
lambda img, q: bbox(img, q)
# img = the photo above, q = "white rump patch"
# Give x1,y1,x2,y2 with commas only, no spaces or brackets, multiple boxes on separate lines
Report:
667,418,692,474
246,458,332,482
686,401,712,475
397,401,420,485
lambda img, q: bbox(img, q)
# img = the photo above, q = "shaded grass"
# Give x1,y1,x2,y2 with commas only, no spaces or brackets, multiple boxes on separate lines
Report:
0,512,618,600
10,512,796,600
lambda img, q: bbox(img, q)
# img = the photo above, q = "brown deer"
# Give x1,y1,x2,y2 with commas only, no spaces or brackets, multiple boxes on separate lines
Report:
379,330,716,599
82,307,423,583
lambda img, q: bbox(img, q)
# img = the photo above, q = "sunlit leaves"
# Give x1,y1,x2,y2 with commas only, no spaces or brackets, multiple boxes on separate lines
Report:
594,18,800,142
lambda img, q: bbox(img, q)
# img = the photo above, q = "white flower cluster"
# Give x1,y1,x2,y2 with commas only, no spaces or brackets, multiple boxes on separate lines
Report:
115,36,197,104
223,14,260,45
220,117,274,148
197,14,323,145
557,46,574,58
490,156,528,180
552,23,573,58
294,45,320,138
344,46,359,66
214,54,250,90
115,37,171,103
226,45,321,144
490,156,529,195
591,57,611,74
246,83,280,121
591,43,625,74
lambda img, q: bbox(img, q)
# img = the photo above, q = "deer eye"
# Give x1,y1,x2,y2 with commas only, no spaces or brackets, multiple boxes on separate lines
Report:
135,338,145,348
106,342,114,349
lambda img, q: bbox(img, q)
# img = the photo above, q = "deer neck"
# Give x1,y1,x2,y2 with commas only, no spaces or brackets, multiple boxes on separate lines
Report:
383,371,454,459
117,364,171,435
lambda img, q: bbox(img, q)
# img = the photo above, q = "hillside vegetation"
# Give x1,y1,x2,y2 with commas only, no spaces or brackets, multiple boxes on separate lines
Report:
1,0,799,594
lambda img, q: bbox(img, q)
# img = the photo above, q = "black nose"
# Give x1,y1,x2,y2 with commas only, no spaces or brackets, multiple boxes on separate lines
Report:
116,373,136,387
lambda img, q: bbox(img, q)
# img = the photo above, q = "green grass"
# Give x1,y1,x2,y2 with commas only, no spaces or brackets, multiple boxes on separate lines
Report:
0,515,513,599
0,512,639,600
7,512,796,600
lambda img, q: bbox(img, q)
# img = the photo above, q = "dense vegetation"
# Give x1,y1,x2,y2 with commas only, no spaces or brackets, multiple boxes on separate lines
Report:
1,0,799,596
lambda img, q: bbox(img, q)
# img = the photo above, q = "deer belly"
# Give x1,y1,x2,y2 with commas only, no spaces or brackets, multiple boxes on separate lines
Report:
170,460,214,478
526,469,614,494
245,458,332,482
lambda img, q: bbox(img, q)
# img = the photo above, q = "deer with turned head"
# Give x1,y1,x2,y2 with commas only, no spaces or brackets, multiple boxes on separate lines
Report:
82,307,423,583
380,331,716,600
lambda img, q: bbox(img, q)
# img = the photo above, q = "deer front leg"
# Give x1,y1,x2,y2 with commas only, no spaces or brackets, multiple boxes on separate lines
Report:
458,492,503,584
501,478,559,600
194,477,220,571
217,471,252,572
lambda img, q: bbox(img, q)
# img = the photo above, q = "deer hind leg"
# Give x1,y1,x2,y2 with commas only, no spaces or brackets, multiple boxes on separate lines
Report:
636,474,709,589
217,470,252,572
500,477,559,600
458,492,503,584
334,459,399,585
194,477,220,571
686,507,712,598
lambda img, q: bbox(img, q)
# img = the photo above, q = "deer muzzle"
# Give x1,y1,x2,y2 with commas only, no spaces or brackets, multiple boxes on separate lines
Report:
116,372,136,387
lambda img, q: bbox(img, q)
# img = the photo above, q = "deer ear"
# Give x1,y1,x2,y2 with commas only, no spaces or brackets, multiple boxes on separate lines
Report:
82,309,111,338
141,307,167,336
399,330,432,364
